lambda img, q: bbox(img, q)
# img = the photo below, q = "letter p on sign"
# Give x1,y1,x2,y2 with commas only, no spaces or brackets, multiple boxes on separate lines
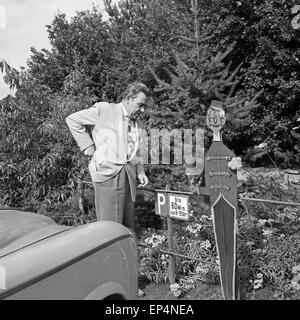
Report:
155,192,168,217
157,193,165,214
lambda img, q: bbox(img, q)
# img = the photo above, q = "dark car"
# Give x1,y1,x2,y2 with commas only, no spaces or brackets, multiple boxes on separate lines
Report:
0,208,138,300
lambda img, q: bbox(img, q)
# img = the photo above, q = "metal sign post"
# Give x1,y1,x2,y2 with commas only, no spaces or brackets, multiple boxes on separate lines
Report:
166,184,176,285
154,185,191,284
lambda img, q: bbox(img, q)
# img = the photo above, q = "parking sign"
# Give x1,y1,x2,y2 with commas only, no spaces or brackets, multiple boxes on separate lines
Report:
155,190,190,221
169,195,189,221
155,192,169,217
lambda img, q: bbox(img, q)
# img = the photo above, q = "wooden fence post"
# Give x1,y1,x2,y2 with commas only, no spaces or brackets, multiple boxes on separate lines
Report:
166,183,176,285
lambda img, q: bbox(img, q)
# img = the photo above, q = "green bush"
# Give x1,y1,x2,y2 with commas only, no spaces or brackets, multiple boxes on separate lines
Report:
138,175,300,299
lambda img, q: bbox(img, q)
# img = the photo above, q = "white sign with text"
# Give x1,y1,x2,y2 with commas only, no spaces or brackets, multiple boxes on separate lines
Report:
169,195,189,221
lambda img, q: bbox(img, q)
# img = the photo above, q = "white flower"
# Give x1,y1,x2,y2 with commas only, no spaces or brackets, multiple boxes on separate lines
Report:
253,279,263,290
257,142,268,149
228,157,242,170
144,237,153,245
292,265,300,274
145,234,166,248
282,207,298,220
145,248,151,255
250,273,264,290
199,215,210,222
262,228,273,237
291,274,300,291
170,283,182,297
196,263,210,275
246,241,255,246
170,283,180,290
186,223,203,235
258,219,267,226
239,191,255,199
200,240,211,250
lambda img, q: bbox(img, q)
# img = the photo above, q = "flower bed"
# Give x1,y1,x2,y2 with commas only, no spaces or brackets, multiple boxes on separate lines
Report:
137,172,300,300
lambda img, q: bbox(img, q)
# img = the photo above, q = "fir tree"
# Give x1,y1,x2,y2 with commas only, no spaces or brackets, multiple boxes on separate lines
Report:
148,0,262,134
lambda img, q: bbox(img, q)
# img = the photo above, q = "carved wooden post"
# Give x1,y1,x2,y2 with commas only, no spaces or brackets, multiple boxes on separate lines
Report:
205,100,239,300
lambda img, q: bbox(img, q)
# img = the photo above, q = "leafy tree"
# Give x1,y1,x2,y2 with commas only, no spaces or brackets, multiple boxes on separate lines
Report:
0,64,97,209
28,9,115,97
0,65,54,206
201,0,300,166
1,0,299,214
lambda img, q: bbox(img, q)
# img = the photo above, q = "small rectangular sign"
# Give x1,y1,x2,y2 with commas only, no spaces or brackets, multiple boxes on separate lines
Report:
155,192,169,217
169,195,189,221
155,190,189,221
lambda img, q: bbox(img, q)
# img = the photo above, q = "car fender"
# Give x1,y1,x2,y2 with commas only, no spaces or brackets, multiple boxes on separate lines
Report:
83,281,127,300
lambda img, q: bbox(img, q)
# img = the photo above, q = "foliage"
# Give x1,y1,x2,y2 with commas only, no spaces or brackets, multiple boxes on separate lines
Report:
149,26,259,132
208,0,300,166
1,0,299,210
0,0,300,300
138,214,219,289
0,59,20,89
138,175,300,299
28,9,114,95
37,186,96,226
0,63,96,210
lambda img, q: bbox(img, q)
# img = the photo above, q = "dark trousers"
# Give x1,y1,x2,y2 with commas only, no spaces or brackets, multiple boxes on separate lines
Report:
93,166,136,231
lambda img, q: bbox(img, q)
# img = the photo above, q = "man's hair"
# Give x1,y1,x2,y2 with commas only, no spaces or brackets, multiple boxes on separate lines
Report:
122,81,151,101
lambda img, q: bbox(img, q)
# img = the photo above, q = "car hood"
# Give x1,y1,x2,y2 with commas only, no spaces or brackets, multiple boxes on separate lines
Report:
0,209,70,257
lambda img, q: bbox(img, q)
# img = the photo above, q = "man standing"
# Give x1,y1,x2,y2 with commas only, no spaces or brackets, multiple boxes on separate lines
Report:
66,82,150,232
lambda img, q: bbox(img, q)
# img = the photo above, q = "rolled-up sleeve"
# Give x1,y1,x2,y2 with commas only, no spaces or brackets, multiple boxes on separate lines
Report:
66,102,101,151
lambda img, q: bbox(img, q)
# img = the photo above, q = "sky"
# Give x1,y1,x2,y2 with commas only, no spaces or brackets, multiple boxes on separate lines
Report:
0,0,111,99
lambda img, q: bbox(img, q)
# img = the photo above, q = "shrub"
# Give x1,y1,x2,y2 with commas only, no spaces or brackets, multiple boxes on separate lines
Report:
138,174,300,299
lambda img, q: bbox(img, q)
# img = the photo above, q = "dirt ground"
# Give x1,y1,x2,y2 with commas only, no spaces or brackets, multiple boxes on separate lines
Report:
138,278,224,300
137,278,300,300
